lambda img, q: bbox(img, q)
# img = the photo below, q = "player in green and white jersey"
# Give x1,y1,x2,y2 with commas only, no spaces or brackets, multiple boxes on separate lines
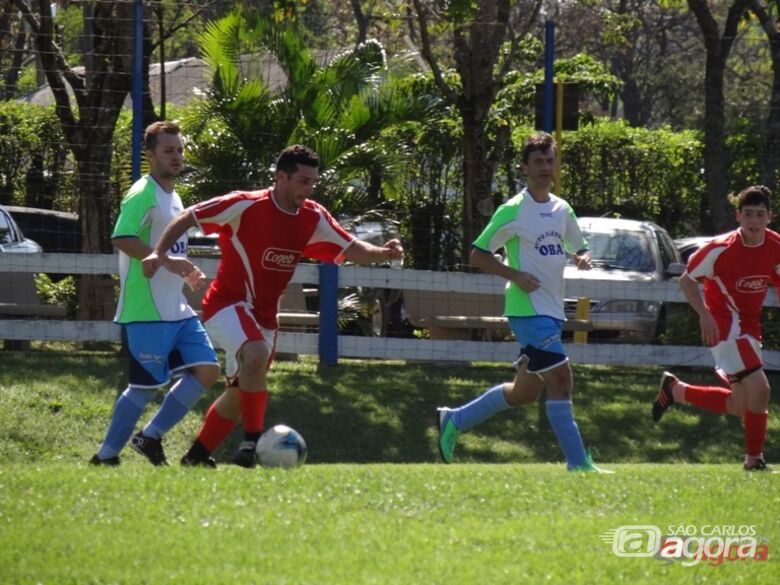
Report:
90,121,220,467
437,132,611,472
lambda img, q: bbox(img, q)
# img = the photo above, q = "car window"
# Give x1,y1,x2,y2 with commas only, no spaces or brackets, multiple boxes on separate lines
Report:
655,229,679,271
583,229,655,272
0,208,17,246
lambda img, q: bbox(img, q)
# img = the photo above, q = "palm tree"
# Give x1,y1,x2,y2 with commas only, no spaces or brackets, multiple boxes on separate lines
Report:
180,10,439,218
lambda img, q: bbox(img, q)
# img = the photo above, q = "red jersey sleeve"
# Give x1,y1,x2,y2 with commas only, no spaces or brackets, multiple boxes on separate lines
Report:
302,204,355,263
192,191,261,236
686,239,728,282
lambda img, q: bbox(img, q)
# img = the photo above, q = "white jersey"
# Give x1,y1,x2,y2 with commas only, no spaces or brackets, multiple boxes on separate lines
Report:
113,175,195,323
472,189,588,320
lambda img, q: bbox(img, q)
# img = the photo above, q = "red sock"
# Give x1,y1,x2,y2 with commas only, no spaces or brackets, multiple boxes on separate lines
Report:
683,384,731,414
197,403,237,453
240,389,269,433
744,410,768,457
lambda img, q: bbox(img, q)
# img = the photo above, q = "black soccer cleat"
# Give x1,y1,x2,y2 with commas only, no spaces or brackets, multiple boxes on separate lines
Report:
130,432,170,466
180,440,217,469
89,454,120,466
230,440,258,469
652,371,678,423
744,458,777,473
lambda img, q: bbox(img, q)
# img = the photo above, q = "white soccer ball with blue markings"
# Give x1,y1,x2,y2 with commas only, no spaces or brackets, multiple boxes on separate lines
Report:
255,424,308,468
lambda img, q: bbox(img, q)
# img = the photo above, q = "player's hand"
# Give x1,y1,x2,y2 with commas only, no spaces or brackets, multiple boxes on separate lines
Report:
162,256,197,278
382,239,404,261
574,252,592,271
698,312,720,347
184,266,208,291
142,252,164,278
513,271,541,292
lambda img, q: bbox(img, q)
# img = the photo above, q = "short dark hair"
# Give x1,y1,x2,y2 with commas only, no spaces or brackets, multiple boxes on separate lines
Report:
737,185,772,211
144,121,181,152
275,145,320,176
521,132,556,164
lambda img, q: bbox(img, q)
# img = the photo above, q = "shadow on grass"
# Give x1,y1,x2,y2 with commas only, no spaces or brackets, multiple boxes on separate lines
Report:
2,350,778,465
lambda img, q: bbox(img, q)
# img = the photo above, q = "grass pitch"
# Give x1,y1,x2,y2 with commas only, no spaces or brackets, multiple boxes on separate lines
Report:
1,463,776,584
0,349,778,583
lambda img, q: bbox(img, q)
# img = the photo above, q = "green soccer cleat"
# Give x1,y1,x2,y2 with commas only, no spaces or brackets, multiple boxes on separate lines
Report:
569,452,614,474
436,407,460,464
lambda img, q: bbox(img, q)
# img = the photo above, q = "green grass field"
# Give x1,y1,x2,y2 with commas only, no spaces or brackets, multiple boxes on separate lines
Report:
1,349,778,583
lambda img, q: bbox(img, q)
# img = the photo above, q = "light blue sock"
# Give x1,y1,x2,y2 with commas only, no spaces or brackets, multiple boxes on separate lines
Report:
97,386,156,459
142,374,207,439
545,400,587,468
450,384,510,431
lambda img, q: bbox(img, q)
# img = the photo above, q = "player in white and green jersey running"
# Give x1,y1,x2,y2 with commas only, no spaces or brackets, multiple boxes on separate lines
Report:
436,132,611,472
90,121,220,467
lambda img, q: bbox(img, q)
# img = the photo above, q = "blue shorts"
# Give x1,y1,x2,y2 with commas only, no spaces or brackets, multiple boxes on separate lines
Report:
123,318,218,389
508,316,568,373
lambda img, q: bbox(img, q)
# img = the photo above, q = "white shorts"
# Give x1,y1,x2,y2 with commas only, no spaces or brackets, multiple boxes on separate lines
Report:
711,334,763,382
204,302,277,385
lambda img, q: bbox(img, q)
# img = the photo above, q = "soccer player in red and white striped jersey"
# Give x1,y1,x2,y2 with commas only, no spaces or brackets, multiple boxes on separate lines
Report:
653,185,780,471
143,145,403,467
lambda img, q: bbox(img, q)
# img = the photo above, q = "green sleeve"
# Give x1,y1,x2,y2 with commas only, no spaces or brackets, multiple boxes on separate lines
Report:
112,181,156,242
472,201,520,252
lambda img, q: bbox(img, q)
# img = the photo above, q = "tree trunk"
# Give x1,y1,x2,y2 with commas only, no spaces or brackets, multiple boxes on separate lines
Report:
701,52,733,232
74,142,117,321
750,1,780,190
688,0,749,233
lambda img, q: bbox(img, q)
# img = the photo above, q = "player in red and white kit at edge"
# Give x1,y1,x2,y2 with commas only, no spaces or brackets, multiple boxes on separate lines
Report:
653,185,780,472
143,145,403,467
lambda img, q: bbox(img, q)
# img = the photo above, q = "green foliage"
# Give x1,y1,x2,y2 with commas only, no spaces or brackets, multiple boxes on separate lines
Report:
379,75,463,269
54,4,86,67
15,64,40,97
181,10,439,219
34,274,77,317
446,0,479,24
0,102,72,209
726,116,765,195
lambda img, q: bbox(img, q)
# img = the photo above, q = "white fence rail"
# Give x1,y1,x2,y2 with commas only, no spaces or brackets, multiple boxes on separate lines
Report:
2,253,779,370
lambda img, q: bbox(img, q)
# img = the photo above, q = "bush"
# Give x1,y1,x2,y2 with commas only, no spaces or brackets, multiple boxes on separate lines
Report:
35,274,77,318
0,103,73,210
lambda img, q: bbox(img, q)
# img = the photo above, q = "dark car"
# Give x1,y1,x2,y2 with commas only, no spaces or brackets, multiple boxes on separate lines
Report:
0,204,43,254
5,206,81,253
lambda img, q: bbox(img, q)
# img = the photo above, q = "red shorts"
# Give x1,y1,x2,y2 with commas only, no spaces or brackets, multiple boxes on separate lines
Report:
711,335,763,383
204,302,277,385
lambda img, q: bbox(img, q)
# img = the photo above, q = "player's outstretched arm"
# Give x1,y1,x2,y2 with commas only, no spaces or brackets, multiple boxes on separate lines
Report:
342,238,404,265
142,209,198,278
680,273,719,347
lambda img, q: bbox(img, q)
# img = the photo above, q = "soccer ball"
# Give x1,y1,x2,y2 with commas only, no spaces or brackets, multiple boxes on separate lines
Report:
255,424,307,469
